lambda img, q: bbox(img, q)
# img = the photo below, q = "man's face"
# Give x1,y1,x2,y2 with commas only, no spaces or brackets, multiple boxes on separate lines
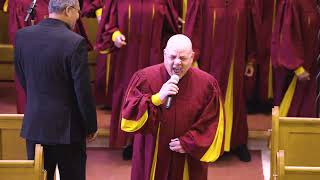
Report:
164,48,194,78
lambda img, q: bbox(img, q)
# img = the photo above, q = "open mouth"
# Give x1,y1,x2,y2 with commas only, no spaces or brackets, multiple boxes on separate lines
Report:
173,69,182,75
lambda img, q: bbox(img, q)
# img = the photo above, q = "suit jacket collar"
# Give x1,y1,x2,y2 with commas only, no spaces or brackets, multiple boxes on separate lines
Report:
39,18,71,30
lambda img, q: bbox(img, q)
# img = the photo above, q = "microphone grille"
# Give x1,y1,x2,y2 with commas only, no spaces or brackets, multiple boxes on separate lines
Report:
171,74,180,82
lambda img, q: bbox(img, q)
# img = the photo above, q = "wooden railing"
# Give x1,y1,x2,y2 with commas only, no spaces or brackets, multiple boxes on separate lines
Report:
271,106,320,180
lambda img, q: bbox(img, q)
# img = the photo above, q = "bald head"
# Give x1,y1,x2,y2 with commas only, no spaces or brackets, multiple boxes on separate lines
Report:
163,34,194,78
165,34,193,53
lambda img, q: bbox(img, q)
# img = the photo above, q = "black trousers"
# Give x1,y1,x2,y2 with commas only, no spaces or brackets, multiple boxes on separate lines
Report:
26,140,87,180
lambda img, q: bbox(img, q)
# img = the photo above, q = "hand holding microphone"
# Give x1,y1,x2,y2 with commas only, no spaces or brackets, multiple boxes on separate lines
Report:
158,75,180,109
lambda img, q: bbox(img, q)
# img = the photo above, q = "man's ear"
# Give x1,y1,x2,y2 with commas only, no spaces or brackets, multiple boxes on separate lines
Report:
65,6,72,17
191,52,195,59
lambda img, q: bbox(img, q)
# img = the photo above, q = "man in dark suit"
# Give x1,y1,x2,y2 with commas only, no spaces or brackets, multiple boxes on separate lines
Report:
14,0,97,179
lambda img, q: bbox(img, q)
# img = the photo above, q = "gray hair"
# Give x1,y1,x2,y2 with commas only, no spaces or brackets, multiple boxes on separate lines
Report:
48,0,79,13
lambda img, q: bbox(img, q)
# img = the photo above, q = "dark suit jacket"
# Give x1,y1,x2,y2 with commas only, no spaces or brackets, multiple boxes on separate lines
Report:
14,18,97,144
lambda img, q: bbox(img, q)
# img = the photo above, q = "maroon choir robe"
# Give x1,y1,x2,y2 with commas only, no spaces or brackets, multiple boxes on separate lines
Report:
121,64,225,180
271,0,320,117
245,0,275,103
96,0,179,147
82,0,103,18
94,1,114,107
8,0,92,113
198,0,257,149
171,0,202,60
0,0,6,11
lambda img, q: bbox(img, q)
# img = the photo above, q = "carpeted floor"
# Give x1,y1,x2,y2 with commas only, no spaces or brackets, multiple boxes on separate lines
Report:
86,148,264,180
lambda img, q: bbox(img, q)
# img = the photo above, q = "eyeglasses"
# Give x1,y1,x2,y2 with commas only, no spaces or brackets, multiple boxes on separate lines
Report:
68,6,81,16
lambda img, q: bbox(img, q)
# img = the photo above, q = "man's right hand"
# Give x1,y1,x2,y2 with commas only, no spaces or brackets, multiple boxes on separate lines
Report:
158,78,179,101
114,34,127,48
86,131,98,143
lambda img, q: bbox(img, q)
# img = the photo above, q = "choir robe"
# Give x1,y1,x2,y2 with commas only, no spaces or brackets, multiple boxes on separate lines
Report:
82,0,104,18
121,64,225,180
169,0,202,60
8,0,92,113
198,0,257,150
245,0,276,103
271,0,320,117
94,1,114,107
96,0,179,147
0,0,7,11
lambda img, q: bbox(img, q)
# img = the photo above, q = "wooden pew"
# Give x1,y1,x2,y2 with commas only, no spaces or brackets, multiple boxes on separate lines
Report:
0,11,99,82
0,114,26,160
271,106,320,179
0,144,47,180
277,150,320,180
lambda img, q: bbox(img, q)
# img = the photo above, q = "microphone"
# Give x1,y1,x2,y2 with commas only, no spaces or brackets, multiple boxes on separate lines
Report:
165,74,180,109
24,0,37,23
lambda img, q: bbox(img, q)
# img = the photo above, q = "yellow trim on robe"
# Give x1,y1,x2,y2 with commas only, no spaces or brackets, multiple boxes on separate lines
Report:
183,157,189,180
223,11,239,151
279,76,297,117
151,93,162,106
95,8,103,17
152,2,155,20
268,59,274,99
150,124,161,180
182,0,187,33
268,0,277,99
3,0,8,12
121,110,148,132
272,0,277,33
105,54,111,95
128,4,131,39
192,61,199,68
223,58,234,152
294,66,306,76
112,30,122,42
100,49,110,54
200,100,225,162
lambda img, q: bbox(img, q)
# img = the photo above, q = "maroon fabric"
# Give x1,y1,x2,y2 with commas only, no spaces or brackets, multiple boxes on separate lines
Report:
271,0,320,117
0,0,5,10
7,0,93,113
245,0,275,102
82,0,104,17
198,0,256,147
170,0,202,60
94,1,114,107
122,64,223,180
94,53,114,107
97,0,179,148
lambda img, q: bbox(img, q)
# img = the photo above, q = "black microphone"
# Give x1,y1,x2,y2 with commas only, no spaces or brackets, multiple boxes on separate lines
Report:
165,74,180,109
24,0,37,22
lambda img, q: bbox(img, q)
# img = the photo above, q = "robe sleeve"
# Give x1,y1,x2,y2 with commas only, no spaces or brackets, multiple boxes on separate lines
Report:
275,0,305,70
95,0,118,52
81,0,104,18
95,0,113,52
179,80,225,162
121,71,161,134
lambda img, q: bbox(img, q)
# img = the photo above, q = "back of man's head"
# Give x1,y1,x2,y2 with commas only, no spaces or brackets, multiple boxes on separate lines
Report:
48,0,79,14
